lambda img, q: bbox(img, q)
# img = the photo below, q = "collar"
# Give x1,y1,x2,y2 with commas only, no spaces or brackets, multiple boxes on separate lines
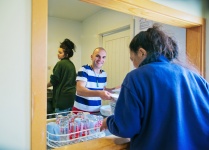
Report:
139,54,169,67
90,65,102,73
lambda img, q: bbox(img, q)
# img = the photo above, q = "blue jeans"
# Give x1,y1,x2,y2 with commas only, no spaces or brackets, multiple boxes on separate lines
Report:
55,107,72,116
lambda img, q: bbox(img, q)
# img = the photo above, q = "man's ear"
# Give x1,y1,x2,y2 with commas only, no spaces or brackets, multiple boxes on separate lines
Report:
139,48,147,56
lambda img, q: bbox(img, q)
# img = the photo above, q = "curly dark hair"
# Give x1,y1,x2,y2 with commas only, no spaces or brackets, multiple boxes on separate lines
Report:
60,38,76,58
129,24,178,62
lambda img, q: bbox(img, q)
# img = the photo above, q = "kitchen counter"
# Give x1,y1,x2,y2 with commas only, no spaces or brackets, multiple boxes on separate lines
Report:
54,135,130,150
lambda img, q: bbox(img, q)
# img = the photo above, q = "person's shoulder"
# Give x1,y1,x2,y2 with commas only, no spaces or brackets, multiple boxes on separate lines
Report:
126,64,160,80
58,59,75,68
130,64,153,73
54,60,63,67
82,64,91,69
188,69,209,85
58,58,68,64
78,64,91,72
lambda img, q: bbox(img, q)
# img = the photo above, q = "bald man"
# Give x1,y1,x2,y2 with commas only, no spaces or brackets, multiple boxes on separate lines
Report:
72,47,116,113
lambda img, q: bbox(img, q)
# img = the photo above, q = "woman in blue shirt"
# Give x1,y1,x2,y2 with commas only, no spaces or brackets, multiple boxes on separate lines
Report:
101,25,209,150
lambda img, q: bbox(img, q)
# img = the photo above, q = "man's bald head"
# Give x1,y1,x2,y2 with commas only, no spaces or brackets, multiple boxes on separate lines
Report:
92,47,106,54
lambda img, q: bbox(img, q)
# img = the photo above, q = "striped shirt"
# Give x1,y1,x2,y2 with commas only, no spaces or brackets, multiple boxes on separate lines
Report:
73,65,107,112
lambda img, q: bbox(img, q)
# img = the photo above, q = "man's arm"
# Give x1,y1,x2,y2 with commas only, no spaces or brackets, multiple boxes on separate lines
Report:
104,85,121,93
76,80,112,100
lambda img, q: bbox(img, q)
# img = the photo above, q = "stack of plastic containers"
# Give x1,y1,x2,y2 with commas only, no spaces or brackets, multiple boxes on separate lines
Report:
47,112,105,148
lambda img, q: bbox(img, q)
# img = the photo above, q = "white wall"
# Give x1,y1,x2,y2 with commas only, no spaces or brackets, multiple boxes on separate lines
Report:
152,0,203,17
0,0,31,149
81,9,133,65
48,17,82,81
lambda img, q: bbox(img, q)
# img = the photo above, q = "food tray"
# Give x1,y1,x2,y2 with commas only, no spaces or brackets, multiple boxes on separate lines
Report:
47,111,105,148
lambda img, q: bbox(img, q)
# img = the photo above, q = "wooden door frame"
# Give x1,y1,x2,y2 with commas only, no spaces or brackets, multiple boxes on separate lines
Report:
31,0,205,149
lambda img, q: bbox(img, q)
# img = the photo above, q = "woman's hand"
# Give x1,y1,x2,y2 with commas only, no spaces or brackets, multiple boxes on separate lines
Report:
100,117,108,131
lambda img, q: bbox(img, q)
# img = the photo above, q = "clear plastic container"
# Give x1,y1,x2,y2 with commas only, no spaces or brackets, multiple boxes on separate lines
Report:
47,111,105,148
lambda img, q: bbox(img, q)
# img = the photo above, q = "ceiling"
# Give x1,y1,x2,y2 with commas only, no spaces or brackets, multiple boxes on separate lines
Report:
48,0,103,21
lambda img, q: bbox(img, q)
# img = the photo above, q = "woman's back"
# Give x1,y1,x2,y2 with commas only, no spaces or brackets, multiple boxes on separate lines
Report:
123,56,209,149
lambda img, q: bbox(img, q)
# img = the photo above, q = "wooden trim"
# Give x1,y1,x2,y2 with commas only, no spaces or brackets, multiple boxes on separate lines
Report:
32,0,205,149
201,19,206,77
186,23,205,76
81,0,204,28
31,0,47,149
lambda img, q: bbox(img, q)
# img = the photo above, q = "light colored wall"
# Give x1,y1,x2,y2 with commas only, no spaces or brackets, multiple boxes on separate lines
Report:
48,17,82,81
152,0,203,17
81,9,133,65
0,0,31,149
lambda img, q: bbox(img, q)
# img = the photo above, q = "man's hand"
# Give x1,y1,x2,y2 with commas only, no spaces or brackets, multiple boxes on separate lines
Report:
99,90,112,100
